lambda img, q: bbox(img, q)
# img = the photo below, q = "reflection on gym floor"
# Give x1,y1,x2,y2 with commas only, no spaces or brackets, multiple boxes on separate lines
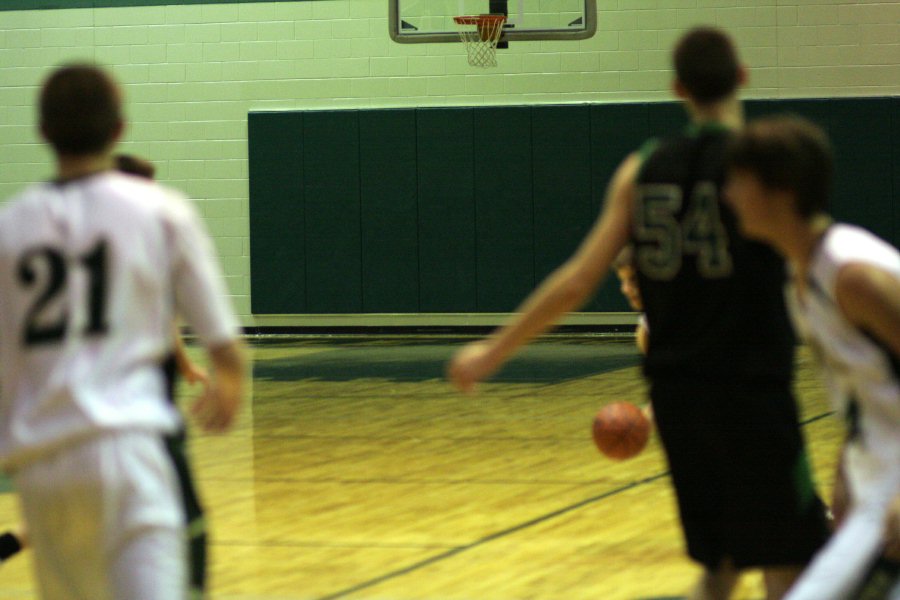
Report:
0,336,841,600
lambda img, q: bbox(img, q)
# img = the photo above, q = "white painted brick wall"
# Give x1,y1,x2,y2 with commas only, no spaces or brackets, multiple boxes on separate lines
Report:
0,0,898,321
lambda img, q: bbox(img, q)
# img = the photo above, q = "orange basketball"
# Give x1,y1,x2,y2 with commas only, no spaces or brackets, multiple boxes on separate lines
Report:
592,401,650,460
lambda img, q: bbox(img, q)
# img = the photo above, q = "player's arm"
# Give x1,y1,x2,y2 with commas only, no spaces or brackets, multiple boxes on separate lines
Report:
834,262,900,551
447,152,642,393
169,196,246,432
636,317,649,355
192,340,245,433
172,323,208,386
830,452,850,528
834,262,900,357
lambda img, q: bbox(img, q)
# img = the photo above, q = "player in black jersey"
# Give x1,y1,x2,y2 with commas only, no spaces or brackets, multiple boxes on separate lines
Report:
448,27,828,599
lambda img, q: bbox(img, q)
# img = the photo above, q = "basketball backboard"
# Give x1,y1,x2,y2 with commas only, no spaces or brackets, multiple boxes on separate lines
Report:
389,0,597,44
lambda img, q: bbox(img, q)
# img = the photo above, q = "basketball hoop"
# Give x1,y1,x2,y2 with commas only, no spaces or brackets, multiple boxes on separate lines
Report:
453,14,506,68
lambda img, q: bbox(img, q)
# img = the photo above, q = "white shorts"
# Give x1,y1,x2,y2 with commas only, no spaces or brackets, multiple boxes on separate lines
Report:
785,464,900,600
14,431,188,600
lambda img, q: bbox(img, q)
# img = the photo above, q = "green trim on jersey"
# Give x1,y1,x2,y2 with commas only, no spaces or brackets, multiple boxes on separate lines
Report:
792,448,817,513
685,121,732,137
164,431,207,598
852,556,900,599
636,122,731,179
635,138,660,179
637,138,660,163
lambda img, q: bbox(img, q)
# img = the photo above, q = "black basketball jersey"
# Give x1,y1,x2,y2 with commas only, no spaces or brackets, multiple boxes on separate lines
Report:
633,123,794,382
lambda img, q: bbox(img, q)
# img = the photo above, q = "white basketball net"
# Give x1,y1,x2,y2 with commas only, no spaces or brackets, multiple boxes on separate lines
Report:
454,15,506,68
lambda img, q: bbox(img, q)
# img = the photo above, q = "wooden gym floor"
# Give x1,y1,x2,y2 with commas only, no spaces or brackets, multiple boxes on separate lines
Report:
0,335,843,600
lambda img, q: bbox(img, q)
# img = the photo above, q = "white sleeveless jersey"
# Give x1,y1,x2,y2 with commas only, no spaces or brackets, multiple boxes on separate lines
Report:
0,171,240,469
787,224,900,507
783,223,900,599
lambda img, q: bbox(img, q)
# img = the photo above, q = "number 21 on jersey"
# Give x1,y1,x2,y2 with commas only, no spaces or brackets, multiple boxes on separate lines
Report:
634,182,733,280
17,240,110,347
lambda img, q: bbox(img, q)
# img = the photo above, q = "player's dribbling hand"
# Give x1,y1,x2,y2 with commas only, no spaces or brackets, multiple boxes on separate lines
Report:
182,361,209,387
447,341,501,394
191,376,240,433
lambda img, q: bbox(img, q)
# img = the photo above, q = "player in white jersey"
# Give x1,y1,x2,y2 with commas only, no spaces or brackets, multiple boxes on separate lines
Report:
0,64,245,599
0,152,216,593
725,115,900,599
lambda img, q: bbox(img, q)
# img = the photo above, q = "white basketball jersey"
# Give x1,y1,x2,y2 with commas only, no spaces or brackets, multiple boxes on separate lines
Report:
0,171,240,469
784,223,900,600
787,224,900,508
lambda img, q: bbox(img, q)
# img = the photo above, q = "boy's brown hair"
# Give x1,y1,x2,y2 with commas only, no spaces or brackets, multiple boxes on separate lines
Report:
727,115,833,218
40,63,122,156
674,27,740,105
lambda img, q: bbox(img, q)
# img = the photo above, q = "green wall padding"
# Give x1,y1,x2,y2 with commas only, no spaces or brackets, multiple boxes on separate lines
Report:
249,98,900,315
474,106,534,312
647,101,688,144
303,111,362,313
416,108,477,312
893,98,900,248
585,103,656,312
532,105,593,288
359,110,419,312
248,112,305,314
746,98,897,247
829,99,894,244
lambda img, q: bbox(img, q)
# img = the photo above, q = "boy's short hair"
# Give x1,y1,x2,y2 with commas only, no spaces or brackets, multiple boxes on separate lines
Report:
40,63,122,156
726,115,833,218
673,27,740,105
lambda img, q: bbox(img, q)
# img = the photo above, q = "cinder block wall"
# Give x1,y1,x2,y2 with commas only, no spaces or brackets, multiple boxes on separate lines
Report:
0,0,898,323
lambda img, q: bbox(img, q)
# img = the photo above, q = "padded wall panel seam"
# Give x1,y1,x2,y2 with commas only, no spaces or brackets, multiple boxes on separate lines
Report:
890,97,900,246
583,102,654,312
828,98,893,244
250,98,900,315
359,110,420,312
473,106,534,312
249,111,306,314
416,108,477,312
531,105,593,286
302,110,363,313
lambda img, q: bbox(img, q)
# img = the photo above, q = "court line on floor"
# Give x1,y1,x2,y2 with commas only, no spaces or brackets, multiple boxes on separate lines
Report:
316,471,671,600
316,409,835,599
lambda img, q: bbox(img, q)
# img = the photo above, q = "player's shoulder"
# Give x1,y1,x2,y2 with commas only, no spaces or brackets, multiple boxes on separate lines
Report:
102,172,198,222
105,171,182,203
812,223,900,297
0,182,53,228
823,224,899,267
638,129,720,178
644,123,732,158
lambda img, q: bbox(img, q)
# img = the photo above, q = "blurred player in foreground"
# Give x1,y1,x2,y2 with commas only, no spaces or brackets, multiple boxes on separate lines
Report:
0,153,210,574
0,63,244,599
726,115,900,600
448,27,829,599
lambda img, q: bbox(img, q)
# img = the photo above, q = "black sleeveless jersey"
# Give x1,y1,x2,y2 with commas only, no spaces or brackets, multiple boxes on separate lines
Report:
633,123,794,382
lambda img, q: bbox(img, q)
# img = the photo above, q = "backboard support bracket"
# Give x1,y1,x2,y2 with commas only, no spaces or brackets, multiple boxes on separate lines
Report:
389,0,596,44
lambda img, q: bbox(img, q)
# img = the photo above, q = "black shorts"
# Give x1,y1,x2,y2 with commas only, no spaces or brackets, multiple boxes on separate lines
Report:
650,379,830,569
